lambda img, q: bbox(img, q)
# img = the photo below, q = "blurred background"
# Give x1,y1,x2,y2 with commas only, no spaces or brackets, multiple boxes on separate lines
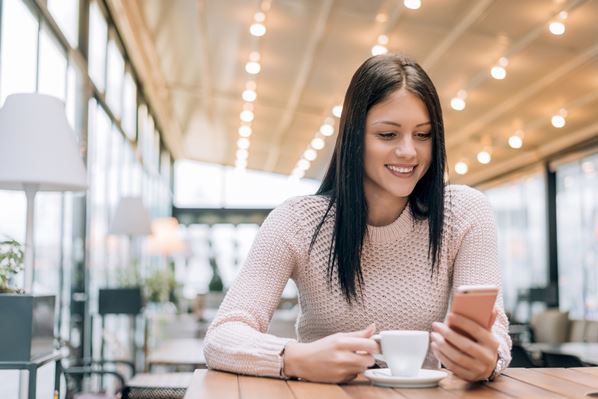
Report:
0,0,596,397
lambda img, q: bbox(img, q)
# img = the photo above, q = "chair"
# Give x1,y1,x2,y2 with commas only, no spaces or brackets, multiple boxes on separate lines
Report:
530,309,570,344
541,352,585,367
509,345,537,368
585,321,598,342
569,320,587,342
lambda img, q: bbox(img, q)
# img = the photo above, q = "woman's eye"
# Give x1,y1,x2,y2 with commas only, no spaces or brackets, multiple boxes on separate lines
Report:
415,132,432,140
378,132,395,139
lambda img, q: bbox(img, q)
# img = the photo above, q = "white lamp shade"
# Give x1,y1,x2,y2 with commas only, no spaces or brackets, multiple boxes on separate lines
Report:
0,93,87,191
147,217,186,255
109,196,153,235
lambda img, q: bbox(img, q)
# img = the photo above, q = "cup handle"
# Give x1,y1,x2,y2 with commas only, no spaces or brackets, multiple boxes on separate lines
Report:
371,334,382,354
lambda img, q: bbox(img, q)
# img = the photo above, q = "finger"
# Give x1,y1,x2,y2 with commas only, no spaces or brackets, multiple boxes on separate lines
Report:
337,352,375,371
337,337,380,353
447,313,496,347
488,309,497,329
430,332,476,370
432,322,487,360
343,323,376,338
431,342,476,382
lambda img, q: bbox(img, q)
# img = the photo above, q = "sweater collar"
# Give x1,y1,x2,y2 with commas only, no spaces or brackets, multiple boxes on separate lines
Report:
365,205,415,244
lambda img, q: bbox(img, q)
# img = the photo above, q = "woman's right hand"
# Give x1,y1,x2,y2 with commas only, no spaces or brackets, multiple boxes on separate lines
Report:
282,323,379,383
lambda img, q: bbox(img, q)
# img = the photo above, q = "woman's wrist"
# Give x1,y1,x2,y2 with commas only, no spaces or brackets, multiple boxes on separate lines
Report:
282,341,305,379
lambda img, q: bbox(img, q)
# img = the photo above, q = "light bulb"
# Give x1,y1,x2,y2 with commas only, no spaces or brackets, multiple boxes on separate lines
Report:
237,138,250,149
236,149,248,160
477,150,491,164
242,89,257,102
311,137,325,150
404,0,421,10
551,114,566,128
371,44,388,56
450,97,466,111
238,125,252,137
332,104,343,118
508,134,523,149
304,149,317,161
245,61,261,75
320,123,334,136
240,110,254,122
454,161,468,175
254,12,265,22
377,34,389,45
549,21,565,35
235,159,247,168
249,23,266,37
298,159,311,171
491,65,507,80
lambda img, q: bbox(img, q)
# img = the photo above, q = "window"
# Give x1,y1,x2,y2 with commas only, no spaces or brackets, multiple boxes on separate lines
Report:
88,1,107,92
556,152,598,319
122,70,137,139
485,174,548,321
106,35,124,117
38,25,68,100
47,0,79,48
0,0,38,103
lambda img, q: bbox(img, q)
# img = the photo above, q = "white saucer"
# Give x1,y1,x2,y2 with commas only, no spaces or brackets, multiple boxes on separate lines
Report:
364,368,448,388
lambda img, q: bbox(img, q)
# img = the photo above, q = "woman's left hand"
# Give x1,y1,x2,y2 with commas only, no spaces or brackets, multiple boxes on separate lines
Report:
430,311,499,382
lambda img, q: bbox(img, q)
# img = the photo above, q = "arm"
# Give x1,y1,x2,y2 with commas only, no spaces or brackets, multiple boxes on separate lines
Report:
431,188,512,381
203,201,301,377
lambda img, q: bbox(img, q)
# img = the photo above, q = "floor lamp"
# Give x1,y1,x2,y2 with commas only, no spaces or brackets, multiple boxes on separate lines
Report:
0,94,88,398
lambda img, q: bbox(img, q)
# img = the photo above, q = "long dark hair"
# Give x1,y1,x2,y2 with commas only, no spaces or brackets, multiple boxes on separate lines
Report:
310,54,447,304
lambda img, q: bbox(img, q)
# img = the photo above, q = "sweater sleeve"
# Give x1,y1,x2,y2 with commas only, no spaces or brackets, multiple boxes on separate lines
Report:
449,187,512,374
202,198,302,377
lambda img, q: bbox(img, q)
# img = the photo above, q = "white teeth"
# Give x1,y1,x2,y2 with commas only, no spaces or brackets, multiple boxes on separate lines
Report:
387,165,414,173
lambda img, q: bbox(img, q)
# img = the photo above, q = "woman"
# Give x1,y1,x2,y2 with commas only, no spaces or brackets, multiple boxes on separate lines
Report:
203,54,511,383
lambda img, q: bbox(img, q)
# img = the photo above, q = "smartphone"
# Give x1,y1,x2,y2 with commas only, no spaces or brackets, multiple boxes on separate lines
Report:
449,285,498,336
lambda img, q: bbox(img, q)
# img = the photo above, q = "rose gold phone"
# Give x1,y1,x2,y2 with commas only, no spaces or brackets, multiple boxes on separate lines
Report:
450,285,498,335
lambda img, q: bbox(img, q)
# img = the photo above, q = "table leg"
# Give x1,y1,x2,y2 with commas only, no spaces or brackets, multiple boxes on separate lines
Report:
27,365,36,399
54,359,62,398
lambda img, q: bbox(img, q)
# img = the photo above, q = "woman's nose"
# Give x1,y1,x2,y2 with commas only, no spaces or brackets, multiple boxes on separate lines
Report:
394,138,417,159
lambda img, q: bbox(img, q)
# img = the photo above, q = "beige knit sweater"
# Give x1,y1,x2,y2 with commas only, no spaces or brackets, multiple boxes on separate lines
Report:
203,184,512,378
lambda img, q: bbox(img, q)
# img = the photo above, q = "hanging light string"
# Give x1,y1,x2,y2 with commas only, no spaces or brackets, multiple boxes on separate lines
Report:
235,0,272,171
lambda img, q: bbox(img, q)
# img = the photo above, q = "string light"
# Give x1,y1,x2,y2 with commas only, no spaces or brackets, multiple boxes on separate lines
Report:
242,89,257,102
371,44,388,56
548,11,567,36
240,109,254,122
320,121,335,136
477,149,492,164
332,104,343,118
450,90,467,111
454,161,469,175
250,22,266,37
236,149,249,160
311,137,325,150
404,0,422,10
304,149,317,161
238,125,252,137
551,108,567,128
245,61,261,75
508,129,524,149
237,138,250,149
490,57,509,80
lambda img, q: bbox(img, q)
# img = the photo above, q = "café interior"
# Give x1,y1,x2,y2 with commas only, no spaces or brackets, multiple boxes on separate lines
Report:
0,0,597,397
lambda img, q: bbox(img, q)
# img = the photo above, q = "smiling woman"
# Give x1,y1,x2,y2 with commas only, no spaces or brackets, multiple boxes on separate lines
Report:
203,54,512,384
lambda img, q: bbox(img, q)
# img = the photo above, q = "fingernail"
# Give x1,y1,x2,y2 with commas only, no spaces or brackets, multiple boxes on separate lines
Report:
432,322,441,329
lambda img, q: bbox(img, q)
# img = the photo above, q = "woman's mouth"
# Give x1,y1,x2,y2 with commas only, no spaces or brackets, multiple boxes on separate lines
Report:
386,164,417,178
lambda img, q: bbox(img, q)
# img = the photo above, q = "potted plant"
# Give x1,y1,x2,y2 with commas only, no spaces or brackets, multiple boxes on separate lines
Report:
0,238,55,361
98,261,143,316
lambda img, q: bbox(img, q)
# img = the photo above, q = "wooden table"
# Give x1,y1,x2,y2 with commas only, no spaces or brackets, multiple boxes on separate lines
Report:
183,368,598,398
525,343,598,365
147,338,206,371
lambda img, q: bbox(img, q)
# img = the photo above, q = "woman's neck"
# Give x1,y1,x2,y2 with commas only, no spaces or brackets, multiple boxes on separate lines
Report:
366,193,408,226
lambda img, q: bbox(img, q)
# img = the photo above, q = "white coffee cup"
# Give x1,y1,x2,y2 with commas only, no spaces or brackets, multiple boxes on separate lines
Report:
371,330,429,377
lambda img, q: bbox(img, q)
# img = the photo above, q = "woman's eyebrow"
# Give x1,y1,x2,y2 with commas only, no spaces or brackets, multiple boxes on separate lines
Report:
372,120,431,127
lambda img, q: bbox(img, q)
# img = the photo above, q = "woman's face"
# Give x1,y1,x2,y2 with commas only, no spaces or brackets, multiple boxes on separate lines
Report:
363,88,433,205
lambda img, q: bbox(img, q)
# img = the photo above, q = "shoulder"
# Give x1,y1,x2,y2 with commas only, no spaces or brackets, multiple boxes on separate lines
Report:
267,194,332,229
444,184,494,226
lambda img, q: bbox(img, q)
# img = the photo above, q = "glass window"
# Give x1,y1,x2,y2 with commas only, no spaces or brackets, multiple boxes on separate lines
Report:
122,70,137,140
0,0,39,103
485,174,548,321
556,152,598,320
47,0,79,48
106,35,124,117
38,25,68,100
88,0,107,92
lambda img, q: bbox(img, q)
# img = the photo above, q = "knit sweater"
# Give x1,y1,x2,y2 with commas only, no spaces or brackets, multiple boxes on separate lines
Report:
203,184,512,378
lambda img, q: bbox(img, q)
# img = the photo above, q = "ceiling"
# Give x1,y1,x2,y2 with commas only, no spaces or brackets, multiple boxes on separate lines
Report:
114,0,598,184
